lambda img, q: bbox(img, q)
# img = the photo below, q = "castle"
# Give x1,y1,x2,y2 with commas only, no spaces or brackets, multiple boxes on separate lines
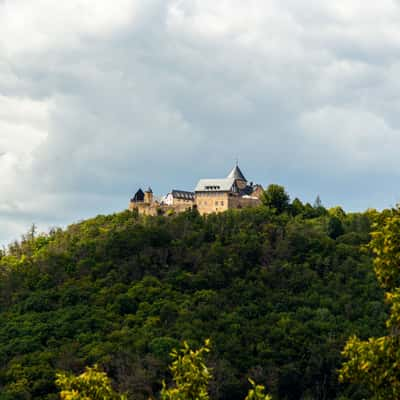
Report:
129,164,263,216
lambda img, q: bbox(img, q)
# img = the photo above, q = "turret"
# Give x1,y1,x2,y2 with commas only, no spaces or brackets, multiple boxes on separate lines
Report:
227,164,247,190
144,187,153,204
131,188,145,203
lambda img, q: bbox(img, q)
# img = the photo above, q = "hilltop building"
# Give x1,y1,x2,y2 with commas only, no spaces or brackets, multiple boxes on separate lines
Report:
195,165,262,214
129,164,263,216
163,190,195,206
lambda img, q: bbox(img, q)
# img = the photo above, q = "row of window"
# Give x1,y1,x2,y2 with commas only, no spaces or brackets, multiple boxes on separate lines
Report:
197,192,225,197
197,200,225,206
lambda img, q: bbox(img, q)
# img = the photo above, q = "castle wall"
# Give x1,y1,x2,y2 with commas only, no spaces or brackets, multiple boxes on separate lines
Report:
129,201,193,216
144,191,153,204
129,202,157,216
130,193,261,216
228,196,261,209
195,192,229,215
172,198,195,206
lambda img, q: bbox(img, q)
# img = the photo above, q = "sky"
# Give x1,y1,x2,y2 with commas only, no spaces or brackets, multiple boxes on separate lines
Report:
1,0,400,245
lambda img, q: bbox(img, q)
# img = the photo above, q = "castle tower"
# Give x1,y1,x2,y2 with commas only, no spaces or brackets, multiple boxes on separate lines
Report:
227,164,247,190
131,188,145,202
144,187,153,204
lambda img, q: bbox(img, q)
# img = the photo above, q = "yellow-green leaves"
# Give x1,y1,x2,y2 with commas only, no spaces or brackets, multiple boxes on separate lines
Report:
56,340,272,400
244,378,271,400
340,335,400,399
340,208,400,399
56,365,126,400
369,212,400,289
161,339,212,400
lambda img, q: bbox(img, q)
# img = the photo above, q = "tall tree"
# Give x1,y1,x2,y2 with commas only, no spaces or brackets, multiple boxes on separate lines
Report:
56,365,127,400
260,184,290,214
56,341,270,400
340,208,400,399
313,195,322,208
327,216,344,239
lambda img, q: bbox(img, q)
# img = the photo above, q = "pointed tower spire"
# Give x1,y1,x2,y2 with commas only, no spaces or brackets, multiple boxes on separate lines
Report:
227,164,247,182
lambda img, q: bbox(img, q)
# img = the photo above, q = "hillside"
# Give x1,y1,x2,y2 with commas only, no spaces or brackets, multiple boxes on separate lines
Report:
0,204,386,400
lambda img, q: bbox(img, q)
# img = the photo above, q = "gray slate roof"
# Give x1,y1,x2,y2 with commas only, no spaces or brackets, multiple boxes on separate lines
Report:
171,190,195,200
227,165,247,181
131,188,144,202
195,177,236,192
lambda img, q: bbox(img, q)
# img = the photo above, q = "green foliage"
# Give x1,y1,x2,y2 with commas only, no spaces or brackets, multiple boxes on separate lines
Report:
290,198,305,216
0,206,386,399
369,210,400,288
260,184,290,214
327,216,344,239
328,207,346,220
244,379,271,400
161,339,211,400
340,335,400,400
340,208,400,399
56,341,270,400
56,365,126,400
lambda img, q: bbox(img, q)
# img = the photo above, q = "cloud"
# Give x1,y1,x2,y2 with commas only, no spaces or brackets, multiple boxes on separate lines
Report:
1,0,400,244
0,95,49,150
0,0,142,55
299,106,400,170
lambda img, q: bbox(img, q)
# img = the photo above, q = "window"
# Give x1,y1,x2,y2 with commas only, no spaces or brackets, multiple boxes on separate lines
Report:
221,201,224,206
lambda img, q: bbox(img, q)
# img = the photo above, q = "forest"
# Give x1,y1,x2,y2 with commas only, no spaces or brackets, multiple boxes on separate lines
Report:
0,188,389,399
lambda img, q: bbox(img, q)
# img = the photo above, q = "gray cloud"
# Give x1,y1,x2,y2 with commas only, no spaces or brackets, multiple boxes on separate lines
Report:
1,0,400,244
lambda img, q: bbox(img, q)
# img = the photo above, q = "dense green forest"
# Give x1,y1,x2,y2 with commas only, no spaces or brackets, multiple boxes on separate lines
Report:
0,193,387,399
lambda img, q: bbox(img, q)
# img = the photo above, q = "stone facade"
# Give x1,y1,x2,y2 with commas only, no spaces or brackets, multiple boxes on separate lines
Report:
194,192,261,215
129,201,192,216
129,164,263,216
163,190,195,207
195,192,230,214
144,188,153,204
228,194,261,210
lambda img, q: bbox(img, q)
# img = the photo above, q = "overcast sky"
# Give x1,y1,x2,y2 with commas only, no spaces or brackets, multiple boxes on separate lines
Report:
1,0,400,245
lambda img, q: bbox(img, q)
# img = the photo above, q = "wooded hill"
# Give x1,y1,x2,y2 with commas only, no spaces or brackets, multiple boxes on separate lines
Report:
0,194,387,399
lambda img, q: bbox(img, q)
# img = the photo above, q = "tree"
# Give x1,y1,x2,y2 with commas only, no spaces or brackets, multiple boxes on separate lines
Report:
244,379,271,400
56,341,271,400
327,216,344,239
161,339,212,400
339,208,400,399
0,206,382,399
56,365,127,400
261,184,290,214
161,340,270,400
313,195,322,208
328,206,346,220
290,198,305,216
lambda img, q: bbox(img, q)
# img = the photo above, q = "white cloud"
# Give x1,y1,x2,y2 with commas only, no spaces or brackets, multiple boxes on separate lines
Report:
0,95,50,194
0,0,143,56
299,106,400,170
2,0,400,244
